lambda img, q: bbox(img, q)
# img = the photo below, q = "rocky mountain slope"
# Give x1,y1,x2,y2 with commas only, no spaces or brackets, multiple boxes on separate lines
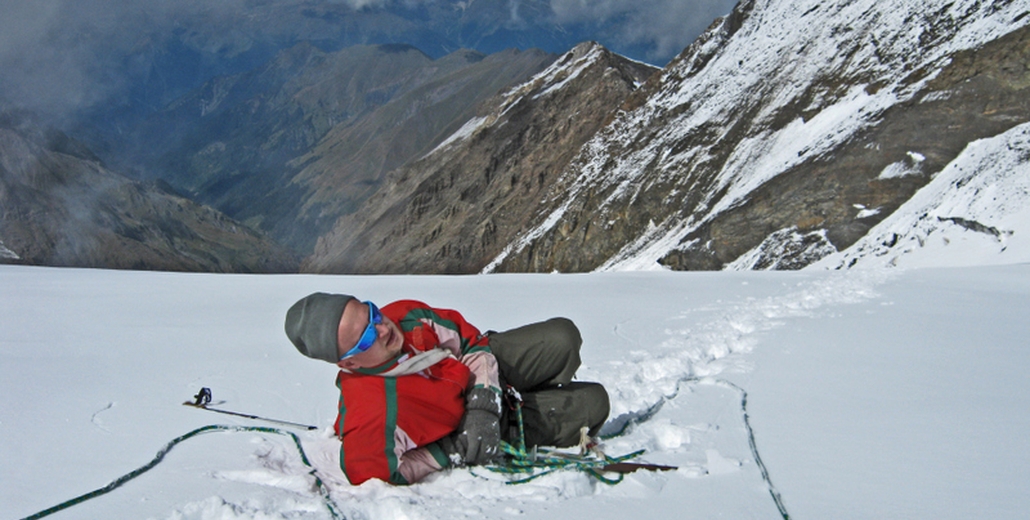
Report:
0,114,297,272
476,0,1030,272
813,120,1030,270
304,42,657,273
283,47,557,252
7,0,1026,274
129,44,555,253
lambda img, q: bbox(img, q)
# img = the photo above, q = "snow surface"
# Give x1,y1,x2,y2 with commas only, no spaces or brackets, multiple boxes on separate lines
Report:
3,260,1030,519
424,116,489,157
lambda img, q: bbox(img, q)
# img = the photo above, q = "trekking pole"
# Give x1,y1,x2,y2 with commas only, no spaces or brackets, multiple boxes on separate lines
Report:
182,387,318,431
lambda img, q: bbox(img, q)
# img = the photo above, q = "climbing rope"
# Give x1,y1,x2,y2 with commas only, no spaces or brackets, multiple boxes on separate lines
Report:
598,377,791,520
488,441,646,485
21,380,790,519
19,425,344,520
482,390,648,485
484,379,791,520
715,379,791,520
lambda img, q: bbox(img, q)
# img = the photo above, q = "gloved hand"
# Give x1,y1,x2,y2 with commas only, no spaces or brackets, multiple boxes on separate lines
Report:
455,408,501,465
433,433,464,466
444,387,502,466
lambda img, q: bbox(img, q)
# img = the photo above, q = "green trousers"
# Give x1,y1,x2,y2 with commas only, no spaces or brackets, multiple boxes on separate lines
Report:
488,318,610,449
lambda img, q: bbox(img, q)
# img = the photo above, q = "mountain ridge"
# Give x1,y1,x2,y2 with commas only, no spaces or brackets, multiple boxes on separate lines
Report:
4,0,1028,274
303,42,658,273
483,0,1030,273
128,44,557,253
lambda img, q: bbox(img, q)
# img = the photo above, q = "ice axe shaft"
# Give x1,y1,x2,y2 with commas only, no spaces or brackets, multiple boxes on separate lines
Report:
183,387,318,431
601,462,678,473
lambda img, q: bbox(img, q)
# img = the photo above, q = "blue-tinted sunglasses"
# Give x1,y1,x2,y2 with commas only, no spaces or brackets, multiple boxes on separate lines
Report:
340,301,382,360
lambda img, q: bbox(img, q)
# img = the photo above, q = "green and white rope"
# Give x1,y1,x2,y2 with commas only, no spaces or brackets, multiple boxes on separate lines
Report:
481,395,647,485
486,442,646,485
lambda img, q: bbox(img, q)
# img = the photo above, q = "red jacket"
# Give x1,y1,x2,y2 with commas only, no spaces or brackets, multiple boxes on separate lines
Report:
333,300,499,484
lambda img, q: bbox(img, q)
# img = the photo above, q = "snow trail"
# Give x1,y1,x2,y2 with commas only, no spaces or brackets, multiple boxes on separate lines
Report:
593,268,892,423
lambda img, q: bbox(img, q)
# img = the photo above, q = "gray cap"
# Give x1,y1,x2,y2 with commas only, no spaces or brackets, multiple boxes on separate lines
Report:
285,292,355,364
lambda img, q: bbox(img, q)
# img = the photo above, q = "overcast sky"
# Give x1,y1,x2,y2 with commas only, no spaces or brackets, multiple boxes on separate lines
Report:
0,0,739,120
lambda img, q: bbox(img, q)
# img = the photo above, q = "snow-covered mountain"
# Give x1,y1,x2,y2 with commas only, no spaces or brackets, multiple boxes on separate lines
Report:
814,121,1030,269
5,0,1027,274
483,0,1030,272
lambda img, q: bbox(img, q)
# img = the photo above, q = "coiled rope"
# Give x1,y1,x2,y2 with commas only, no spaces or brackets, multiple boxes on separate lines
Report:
18,425,343,520
481,392,647,485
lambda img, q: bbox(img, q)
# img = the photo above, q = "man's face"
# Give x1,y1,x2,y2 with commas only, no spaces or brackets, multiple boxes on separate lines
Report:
336,299,403,369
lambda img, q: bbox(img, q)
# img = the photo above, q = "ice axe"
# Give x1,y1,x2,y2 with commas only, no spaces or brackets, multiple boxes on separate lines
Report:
183,387,318,431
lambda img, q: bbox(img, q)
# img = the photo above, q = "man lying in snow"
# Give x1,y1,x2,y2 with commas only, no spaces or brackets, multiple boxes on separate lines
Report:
285,293,610,485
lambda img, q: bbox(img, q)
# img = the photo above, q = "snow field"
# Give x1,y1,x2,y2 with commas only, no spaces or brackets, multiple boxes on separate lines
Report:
2,264,937,520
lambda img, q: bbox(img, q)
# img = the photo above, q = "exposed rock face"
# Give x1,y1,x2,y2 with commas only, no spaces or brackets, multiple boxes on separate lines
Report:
286,47,558,252
486,0,1030,272
130,44,555,254
0,114,297,272
813,118,1030,269
304,42,657,273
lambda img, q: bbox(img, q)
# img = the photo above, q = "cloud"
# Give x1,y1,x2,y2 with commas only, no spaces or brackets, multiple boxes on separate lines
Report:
0,0,740,121
0,0,249,120
0,2,100,116
550,0,739,61
326,0,389,7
